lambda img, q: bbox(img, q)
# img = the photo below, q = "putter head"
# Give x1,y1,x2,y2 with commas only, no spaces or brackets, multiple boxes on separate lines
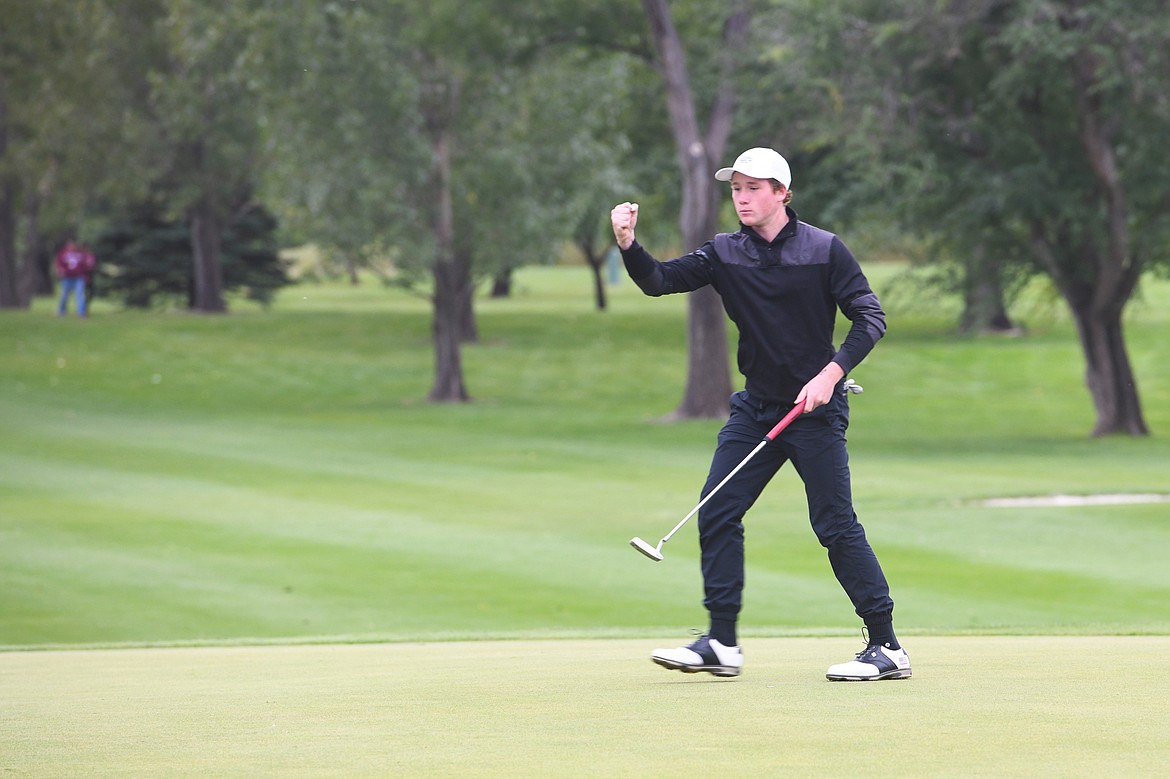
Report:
629,537,664,562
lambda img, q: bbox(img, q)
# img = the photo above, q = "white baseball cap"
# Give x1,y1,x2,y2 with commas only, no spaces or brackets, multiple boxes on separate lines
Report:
714,147,792,188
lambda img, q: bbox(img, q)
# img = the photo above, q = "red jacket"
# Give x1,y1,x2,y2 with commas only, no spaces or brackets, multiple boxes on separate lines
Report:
55,242,95,279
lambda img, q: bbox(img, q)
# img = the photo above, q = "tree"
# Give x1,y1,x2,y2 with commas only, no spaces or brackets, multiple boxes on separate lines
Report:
142,0,272,313
739,0,1027,335
0,0,268,315
417,32,635,398
781,0,1169,435
0,68,14,309
92,199,287,308
0,0,120,309
868,1,1029,336
639,0,750,419
254,1,429,285
998,0,1168,435
470,47,635,312
573,204,616,311
258,2,641,402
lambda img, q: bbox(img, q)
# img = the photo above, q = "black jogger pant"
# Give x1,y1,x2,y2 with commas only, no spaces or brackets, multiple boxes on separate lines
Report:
698,387,894,629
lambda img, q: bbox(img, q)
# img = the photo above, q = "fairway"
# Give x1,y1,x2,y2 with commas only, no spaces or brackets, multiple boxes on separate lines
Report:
3,636,1168,777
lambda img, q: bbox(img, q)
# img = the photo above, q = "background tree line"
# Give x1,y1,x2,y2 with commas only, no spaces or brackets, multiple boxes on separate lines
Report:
0,0,1166,435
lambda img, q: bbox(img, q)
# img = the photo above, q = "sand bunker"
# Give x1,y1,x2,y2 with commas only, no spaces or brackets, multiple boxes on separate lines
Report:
979,493,1170,508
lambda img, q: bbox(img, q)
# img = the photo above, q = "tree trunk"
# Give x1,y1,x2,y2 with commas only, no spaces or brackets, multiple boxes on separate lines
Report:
1065,36,1145,435
189,195,226,312
431,257,469,403
587,252,607,312
1020,26,1149,436
577,230,607,311
490,268,512,299
959,243,1016,335
0,87,21,310
18,181,57,304
1031,227,1147,436
675,149,733,418
0,176,18,309
642,0,749,419
427,128,469,403
573,206,607,311
345,252,359,285
1068,300,1148,437
454,244,477,344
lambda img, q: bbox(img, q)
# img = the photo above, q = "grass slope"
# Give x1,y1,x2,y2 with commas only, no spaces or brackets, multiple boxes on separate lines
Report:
2,265,1169,648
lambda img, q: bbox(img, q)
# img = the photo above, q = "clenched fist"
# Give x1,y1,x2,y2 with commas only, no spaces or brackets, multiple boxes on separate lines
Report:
610,202,639,250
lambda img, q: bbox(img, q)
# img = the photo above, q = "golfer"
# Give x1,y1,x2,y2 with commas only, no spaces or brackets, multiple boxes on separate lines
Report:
610,148,910,681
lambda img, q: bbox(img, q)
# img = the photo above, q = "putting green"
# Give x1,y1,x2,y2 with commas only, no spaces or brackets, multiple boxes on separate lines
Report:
3,636,1167,776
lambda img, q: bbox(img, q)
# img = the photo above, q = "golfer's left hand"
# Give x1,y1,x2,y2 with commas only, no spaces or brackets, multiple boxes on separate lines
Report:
796,363,846,412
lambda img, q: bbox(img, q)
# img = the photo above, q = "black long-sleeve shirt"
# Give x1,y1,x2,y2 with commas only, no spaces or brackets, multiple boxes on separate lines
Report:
620,210,886,405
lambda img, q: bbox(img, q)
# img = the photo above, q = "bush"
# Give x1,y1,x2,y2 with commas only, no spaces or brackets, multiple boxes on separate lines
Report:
93,202,290,308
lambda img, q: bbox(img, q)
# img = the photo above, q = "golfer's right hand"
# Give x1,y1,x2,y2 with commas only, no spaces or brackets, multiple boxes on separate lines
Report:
611,202,639,250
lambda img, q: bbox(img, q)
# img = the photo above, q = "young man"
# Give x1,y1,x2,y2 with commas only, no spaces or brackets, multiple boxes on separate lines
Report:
610,147,910,681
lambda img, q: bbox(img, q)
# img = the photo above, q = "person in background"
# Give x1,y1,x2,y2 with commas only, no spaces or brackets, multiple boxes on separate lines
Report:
55,239,96,318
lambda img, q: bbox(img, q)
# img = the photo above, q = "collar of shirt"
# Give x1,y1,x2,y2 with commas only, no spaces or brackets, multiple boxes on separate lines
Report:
738,206,800,247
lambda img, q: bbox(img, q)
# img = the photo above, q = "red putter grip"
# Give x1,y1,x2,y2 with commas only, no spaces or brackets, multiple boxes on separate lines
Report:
765,403,805,441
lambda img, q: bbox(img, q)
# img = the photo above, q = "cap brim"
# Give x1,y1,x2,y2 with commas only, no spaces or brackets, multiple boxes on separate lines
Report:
714,167,735,181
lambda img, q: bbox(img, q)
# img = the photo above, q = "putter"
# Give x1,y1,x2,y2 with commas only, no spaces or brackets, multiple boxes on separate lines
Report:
629,379,865,562
629,401,806,562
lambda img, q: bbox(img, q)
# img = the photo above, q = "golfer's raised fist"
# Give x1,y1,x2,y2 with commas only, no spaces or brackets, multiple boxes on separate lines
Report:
611,202,639,250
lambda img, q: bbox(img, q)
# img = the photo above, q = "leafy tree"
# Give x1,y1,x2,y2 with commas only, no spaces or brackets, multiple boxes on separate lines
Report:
398,0,648,401
740,0,1022,333
637,0,750,419
0,0,280,315
254,1,429,285
0,1,242,312
997,0,1169,435
503,0,754,415
0,0,127,308
141,0,273,313
460,48,634,311
544,0,754,417
258,1,507,401
258,1,638,402
775,0,1170,435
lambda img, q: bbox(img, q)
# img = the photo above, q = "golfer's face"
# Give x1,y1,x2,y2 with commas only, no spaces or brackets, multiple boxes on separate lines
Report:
729,172,786,229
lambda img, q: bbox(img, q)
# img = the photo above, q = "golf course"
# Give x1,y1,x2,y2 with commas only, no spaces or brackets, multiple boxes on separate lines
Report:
3,264,1169,776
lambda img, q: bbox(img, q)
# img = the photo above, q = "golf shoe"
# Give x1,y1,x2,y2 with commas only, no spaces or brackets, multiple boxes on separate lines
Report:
651,635,743,677
826,642,912,681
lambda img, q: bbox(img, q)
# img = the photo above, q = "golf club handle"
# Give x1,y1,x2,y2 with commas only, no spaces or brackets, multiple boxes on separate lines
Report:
765,402,805,441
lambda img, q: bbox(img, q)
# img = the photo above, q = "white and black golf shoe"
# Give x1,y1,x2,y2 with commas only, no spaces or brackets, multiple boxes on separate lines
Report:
651,635,743,677
826,642,912,681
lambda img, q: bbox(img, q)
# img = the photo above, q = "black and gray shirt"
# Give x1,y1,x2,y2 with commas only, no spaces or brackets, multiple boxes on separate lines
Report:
619,208,886,405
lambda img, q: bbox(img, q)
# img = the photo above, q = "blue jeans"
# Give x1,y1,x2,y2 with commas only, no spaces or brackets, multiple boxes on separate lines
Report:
58,277,88,317
698,387,894,627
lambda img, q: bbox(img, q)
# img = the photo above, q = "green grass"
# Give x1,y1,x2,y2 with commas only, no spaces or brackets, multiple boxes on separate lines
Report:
4,637,1169,777
2,265,1169,649
4,266,1170,776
